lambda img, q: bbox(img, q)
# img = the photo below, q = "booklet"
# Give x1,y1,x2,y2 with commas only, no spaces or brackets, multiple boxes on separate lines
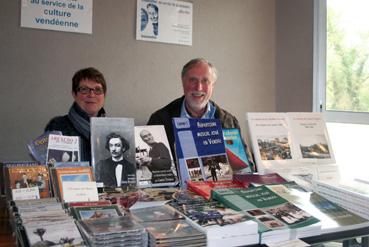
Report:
172,118,232,188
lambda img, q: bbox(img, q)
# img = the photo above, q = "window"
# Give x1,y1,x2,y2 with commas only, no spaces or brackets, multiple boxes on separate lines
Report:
314,0,369,180
314,0,369,123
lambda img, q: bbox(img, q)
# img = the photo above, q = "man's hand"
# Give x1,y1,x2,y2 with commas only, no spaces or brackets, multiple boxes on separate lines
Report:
138,156,152,166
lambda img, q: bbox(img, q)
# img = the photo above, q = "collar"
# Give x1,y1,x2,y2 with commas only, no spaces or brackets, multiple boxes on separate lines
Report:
180,99,216,119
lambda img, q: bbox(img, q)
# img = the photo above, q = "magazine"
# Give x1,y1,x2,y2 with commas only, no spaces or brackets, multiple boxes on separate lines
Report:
134,125,178,187
91,117,136,189
172,118,232,188
46,134,80,164
27,131,62,164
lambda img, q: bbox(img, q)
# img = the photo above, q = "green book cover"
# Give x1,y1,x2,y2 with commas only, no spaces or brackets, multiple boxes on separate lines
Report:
212,186,320,232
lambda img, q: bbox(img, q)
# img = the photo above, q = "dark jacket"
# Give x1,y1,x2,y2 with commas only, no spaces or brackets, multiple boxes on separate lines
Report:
147,96,241,158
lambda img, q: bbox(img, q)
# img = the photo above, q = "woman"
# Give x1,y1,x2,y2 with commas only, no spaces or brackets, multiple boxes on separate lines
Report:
45,67,107,163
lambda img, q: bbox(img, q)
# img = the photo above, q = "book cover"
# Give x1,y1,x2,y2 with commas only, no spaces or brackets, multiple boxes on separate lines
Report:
246,112,336,175
46,134,80,164
52,166,93,202
91,117,136,189
212,186,320,234
134,125,178,187
223,128,254,173
0,161,39,196
172,118,232,188
27,131,62,164
187,180,246,200
5,165,50,199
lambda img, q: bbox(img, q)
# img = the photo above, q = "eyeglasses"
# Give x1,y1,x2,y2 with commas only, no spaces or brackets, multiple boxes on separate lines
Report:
77,86,104,95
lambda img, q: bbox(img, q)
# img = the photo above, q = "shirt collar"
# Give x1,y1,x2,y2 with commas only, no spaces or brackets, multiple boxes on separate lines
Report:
180,99,216,119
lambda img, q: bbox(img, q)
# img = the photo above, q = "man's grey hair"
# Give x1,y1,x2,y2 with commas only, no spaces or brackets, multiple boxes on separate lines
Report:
181,58,218,81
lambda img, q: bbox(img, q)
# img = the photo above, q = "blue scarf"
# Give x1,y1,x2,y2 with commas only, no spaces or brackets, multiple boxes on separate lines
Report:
68,103,105,140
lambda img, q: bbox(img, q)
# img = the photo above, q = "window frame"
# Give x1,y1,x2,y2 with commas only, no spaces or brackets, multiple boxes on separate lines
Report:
313,0,369,124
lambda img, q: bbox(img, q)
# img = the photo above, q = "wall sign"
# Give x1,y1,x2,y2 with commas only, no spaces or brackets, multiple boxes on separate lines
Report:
136,0,193,46
21,0,93,34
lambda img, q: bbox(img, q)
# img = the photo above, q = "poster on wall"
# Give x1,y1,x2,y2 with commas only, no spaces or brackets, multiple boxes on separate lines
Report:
136,0,192,46
21,0,93,34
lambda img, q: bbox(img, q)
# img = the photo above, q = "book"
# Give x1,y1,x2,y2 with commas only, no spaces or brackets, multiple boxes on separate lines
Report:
0,161,39,195
5,165,50,199
233,173,288,187
51,166,93,201
267,182,369,233
91,117,136,189
313,179,369,220
246,112,335,175
223,128,254,173
46,134,80,164
211,186,321,243
187,180,246,200
172,118,232,188
27,131,62,164
53,161,90,168
134,125,179,187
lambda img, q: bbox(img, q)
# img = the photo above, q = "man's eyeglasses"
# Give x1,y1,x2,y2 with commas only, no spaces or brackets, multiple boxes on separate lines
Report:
77,86,104,95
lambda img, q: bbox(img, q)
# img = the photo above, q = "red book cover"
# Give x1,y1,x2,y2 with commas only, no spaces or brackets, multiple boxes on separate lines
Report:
187,180,246,200
67,200,111,208
233,173,287,187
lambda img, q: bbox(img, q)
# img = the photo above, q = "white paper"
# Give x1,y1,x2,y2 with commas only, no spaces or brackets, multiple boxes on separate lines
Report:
136,0,192,46
62,181,98,202
12,187,40,200
21,0,93,34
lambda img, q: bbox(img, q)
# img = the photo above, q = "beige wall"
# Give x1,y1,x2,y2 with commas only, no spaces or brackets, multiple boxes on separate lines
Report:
276,0,314,112
0,0,313,161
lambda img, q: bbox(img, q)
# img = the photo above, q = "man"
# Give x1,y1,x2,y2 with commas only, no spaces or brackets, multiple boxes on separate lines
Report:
137,129,175,183
208,159,220,181
147,58,243,158
45,67,107,162
96,133,136,188
147,3,159,36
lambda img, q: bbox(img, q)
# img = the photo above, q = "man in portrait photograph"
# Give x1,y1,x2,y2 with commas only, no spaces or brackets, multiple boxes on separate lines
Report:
96,132,136,187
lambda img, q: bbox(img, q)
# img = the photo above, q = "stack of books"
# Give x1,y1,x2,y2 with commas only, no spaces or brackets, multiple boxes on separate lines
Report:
77,216,147,246
170,199,259,247
211,186,321,244
313,179,369,220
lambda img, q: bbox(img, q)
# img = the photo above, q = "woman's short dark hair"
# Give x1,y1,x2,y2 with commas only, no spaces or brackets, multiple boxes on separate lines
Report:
72,67,107,94
105,132,130,152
